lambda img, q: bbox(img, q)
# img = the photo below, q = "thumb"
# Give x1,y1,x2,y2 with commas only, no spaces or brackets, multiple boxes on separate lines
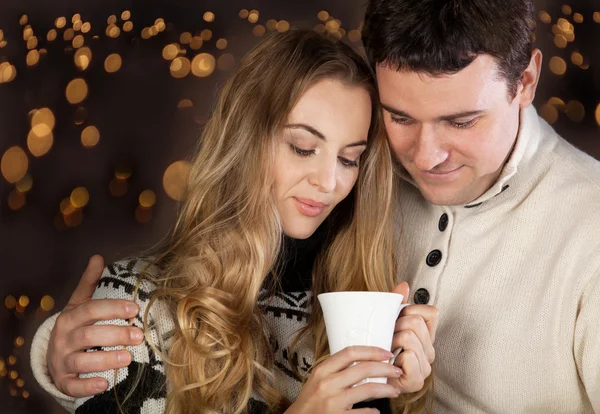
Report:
392,282,410,304
65,255,105,310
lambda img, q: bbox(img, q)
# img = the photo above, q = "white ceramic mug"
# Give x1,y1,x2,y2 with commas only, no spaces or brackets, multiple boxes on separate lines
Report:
318,291,408,385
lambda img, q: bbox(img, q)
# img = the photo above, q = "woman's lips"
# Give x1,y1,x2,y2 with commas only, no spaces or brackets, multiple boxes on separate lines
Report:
293,197,328,217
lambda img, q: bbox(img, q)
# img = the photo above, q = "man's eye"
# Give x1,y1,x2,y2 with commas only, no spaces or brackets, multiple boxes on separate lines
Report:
391,117,412,125
450,119,477,129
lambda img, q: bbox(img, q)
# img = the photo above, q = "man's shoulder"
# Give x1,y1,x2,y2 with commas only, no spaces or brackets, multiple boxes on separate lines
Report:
549,129,600,190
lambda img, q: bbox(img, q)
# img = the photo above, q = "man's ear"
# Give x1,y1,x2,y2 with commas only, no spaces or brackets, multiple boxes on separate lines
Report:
517,49,543,108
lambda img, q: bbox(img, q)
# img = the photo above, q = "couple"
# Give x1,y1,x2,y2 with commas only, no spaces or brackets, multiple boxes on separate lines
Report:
31,0,600,413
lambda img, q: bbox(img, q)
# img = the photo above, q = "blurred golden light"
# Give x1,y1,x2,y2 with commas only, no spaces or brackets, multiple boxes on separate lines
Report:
74,47,92,70
5,295,16,309
218,54,235,72
149,26,158,36
23,391,30,399
72,14,81,24
72,35,84,48
110,178,128,196
107,15,117,25
539,103,559,124
20,15,28,25
314,24,326,35
64,209,83,227
141,27,151,39
580,63,589,70
163,160,191,201
115,162,132,180
0,62,17,83
549,56,567,75
56,17,67,29
177,99,193,108
8,190,25,210
571,52,583,66
162,44,179,60
74,106,88,124
70,187,90,208
26,36,38,50
253,25,266,37
1,146,28,184
139,190,157,207
594,12,600,23
190,36,203,50
277,21,291,32
16,378,24,387
201,29,212,41
19,295,29,307
66,78,89,104
180,32,192,44
318,11,330,21
23,27,33,41
135,205,153,223
60,197,75,215
156,21,166,32
73,21,82,31
0,29,3,41
216,38,227,50
561,5,572,15
64,28,75,41
348,29,362,42
106,25,120,38
16,174,33,193
0,360,4,370
47,29,57,41
326,20,340,32
204,12,215,22
565,32,575,42
40,295,55,311
155,18,165,25
170,57,191,78
566,100,585,122
123,21,133,32
104,53,122,73
9,371,18,380
82,22,91,33
15,337,24,347
191,53,216,77
266,19,278,31
573,13,583,23
31,107,55,132
40,48,48,56
27,128,53,157
121,10,131,21
538,11,551,24
0,40,6,48
595,103,600,126
26,50,40,67
81,126,100,147
248,11,260,24
239,9,249,19
7,356,16,365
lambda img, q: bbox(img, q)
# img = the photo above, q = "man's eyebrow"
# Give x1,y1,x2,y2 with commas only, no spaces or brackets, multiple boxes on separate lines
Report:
285,123,368,148
381,104,485,121
285,124,325,140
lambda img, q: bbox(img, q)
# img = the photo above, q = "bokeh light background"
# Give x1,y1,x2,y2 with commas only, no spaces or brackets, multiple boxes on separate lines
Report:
0,0,598,412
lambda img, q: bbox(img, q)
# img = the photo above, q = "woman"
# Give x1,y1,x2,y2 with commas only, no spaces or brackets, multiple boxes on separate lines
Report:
32,29,436,413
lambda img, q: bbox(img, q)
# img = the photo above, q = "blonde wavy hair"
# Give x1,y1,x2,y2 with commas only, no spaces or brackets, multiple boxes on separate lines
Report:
130,29,431,413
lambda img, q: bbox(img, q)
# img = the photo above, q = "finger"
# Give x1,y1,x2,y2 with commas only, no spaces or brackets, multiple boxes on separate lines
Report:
337,361,401,389
351,409,380,414
66,255,105,309
64,349,132,374
396,351,426,393
61,376,109,398
340,382,400,407
392,282,410,304
61,299,139,330
399,304,439,342
395,314,435,363
69,325,144,350
392,329,430,377
320,346,394,375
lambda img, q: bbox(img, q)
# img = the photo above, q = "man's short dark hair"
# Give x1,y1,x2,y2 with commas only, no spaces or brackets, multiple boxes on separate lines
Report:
362,0,536,97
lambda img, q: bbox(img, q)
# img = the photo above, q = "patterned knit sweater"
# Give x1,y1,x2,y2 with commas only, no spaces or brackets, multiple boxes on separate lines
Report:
31,230,392,413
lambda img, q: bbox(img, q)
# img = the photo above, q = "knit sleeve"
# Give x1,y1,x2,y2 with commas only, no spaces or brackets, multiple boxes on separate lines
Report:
574,265,600,412
74,259,172,414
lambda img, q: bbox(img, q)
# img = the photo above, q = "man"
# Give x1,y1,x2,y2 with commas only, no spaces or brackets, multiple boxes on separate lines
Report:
32,0,600,412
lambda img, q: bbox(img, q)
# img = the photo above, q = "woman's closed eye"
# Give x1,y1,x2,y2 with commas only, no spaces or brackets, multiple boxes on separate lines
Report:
289,143,315,157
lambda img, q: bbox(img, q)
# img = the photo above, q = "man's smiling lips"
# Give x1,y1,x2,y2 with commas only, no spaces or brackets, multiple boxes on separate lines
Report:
420,166,464,181
293,197,330,217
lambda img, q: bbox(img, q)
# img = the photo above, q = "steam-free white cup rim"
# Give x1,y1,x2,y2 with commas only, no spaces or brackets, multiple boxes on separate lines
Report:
318,291,404,300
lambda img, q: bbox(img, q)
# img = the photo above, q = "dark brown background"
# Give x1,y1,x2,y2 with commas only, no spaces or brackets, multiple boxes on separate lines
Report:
0,0,598,412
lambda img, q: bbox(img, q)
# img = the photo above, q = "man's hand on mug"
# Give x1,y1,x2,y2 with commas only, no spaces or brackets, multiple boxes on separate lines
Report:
388,282,438,393
47,255,144,397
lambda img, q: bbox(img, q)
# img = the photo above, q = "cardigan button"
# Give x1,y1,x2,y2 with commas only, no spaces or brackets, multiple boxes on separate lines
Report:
414,288,430,304
438,213,449,231
426,250,442,267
